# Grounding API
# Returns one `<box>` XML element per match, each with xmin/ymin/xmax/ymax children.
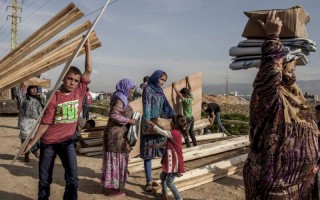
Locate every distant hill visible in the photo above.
<box><xmin>203</xmin><ymin>80</ymin><xmax>320</xmax><ymax>96</ymax></box>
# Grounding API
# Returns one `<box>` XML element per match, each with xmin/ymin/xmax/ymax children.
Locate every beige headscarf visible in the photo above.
<box><xmin>279</xmin><ymin>83</ymin><xmax>308</xmax><ymax>124</ymax></box>
<box><xmin>279</xmin><ymin>60</ymin><xmax>317</xmax><ymax>130</ymax></box>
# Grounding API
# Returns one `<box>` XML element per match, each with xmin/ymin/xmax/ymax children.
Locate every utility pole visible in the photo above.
<box><xmin>225</xmin><ymin>70</ymin><xmax>229</xmax><ymax>96</ymax></box>
<box><xmin>7</xmin><ymin>0</ymin><xmax>22</xmax><ymax>49</ymax></box>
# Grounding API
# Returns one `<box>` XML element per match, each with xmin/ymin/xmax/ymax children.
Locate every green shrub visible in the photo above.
<box><xmin>89</xmin><ymin>105</ymin><xmax>109</xmax><ymax>116</ymax></box>
<box><xmin>222</xmin><ymin>113</ymin><xmax>249</xmax><ymax>122</ymax></box>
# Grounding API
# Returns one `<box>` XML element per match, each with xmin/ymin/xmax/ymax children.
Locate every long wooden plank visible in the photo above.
<box><xmin>11</xmin><ymin>0</ymin><xmax>111</xmax><ymax>164</ymax></box>
<box><xmin>86</xmin><ymin>151</ymin><xmax>103</xmax><ymax>157</ymax></box>
<box><xmin>157</xmin><ymin>154</ymin><xmax>247</xmax><ymax>184</ymax></box>
<box><xmin>2</xmin><ymin>32</ymin><xmax>99</xmax><ymax>84</ymax></box>
<box><xmin>2</xmin><ymin>41</ymin><xmax>101</xmax><ymax>91</ymax></box>
<box><xmin>153</xmin><ymin>165</ymin><xmax>242</xmax><ymax>195</ymax></box>
<box><xmin>23</xmin><ymin>77</ymin><xmax>51</xmax><ymax>88</ymax></box>
<box><xmin>0</xmin><ymin>33</ymin><xmax>101</xmax><ymax>91</ymax></box>
<box><xmin>80</xmin><ymin>132</ymin><xmax>226</xmax><ymax>154</ymax></box>
<box><xmin>129</xmin><ymin>72</ymin><xmax>203</xmax><ymax>159</ymax></box>
<box><xmin>0</xmin><ymin>3</ymin><xmax>84</xmax><ymax>74</ymax></box>
<box><xmin>3</xmin><ymin>41</ymin><xmax>101</xmax><ymax>90</ymax></box>
<box><xmin>1</xmin><ymin>21</ymin><xmax>92</xmax><ymax>80</ymax></box>
<box><xmin>0</xmin><ymin>9</ymin><xmax>83</xmax><ymax>77</ymax></box>
<box><xmin>128</xmin><ymin>135</ymin><xmax>242</xmax><ymax>165</ymax></box>
<box><xmin>153</xmin><ymin>154</ymin><xmax>247</xmax><ymax>195</ymax></box>
<box><xmin>128</xmin><ymin>136</ymin><xmax>249</xmax><ymax>173</ymax></box>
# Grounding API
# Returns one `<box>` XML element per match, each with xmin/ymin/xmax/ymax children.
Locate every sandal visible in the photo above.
<box><xmin>145</xmin><ymin>183</ymin><xmax>152</xmax><ymax>192</ymax></box>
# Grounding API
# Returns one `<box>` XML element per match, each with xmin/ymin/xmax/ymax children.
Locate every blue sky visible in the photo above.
<box><xmin>0</xmin><ymin>0</ymin><xmax>319</xmax><ymax>92</ymax></box>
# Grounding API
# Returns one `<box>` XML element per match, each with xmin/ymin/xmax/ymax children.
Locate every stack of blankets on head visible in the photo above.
<box><xmin>229</xmin><ymin>6</ymin><xmax>316</xmax><ymax>70</ymax></box>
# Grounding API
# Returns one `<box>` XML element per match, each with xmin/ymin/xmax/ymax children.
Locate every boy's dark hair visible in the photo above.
<box><xmin>67</xmin><ymin>66</ymin><xmax>82</xmax><ymax>76</ymax></box>
<box><xmin>180</xmin><ymin>88</ymin><xmax>190</xmax><ymax>96</ymax></box>
<box><xmin>202</xmin><ymin>102</ymin><xmax>208</xmax><ymax>106</ymax></box>
<box><xmin>172</xmin><ymin>114</ymin><xmax>187</xmax><ymax>131</ymax></box>
<box><xmin>315</xmin><ymin>105</ymin><xmax>320</xmax><ymax>112</ymax></box>
<box><xmin>143</xmin><ymin>76</ymin><xmax>149</xmax><ymax>83</ymax></box>
<box><xmin>86</xmin><ymin>119</ymin><xmax>96</xmax><ymax>128</ymax></box>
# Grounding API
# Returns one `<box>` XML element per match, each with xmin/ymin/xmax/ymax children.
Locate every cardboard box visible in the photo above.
<box><xmin>242</xmin><ymin>6</ymin><xmax>310</xmax><ymax>39</ymax></box>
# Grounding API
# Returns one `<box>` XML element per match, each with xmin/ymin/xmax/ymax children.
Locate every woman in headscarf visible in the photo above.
<box><xmin>140</xmin><ymin>70</ymin><xmax>174</xmax><ymax>192</ymax></box>
<box><xmin>101</xmin><ymin>78</ymin><xmax>137</xmax><ymax>197</ymax></box>
<box><xmin>13</xmin><ymin>85</ymin><xmax>45</xmax><ymax>162</ymax></box>
<box><xmin>243</xmin><ymin>10</ymin><xmax>319</xmax><ymax>199</ymax></box>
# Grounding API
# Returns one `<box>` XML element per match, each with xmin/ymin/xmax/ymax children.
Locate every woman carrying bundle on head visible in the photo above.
<box><xmin>243</xmin><ymin>10</ymin><xmax>319</xmax><ymax>199</ymax></box>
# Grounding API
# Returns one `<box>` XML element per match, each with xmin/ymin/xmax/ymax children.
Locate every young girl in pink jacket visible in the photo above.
<box><xmin>145</xmin><ymin>114</ymin><xmax>187</xmax><ymax>200</ymax></box>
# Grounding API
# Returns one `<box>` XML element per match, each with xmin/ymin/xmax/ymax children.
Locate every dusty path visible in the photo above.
<box><xmin>0</xmin><ymin>115</ymin><xmax>245</xmax><ymax>200</ymax></box>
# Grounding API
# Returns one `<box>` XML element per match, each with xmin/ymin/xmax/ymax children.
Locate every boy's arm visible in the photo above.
<box><xmin>82</xmin><ymin>38</ymin><xmax>92</xmax><ymax>80</ymax></box>
<box><xmin>172</xmin><ymin>82</ymin><xmax>183</xmax><ymax>99</ymax></box>
<box><xmin>186</xmin><ymin>76</ymin><xmax>192</xmax><ymax>92</ymax></box>
<box><xmin>22</xmin><ymin>124</ymin><xmax>49</xmax><ymax>154</ymax></box>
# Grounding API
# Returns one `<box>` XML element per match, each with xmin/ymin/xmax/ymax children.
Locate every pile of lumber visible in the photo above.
<box><xmin>152</xmin><ymin>154</ymin><xmax>248</xmax><ymax>195</ymax></box>
<box><xmin>0</xmin><ymin>3</ymin><xmax>102</xmax><ymax>92</ymax></box>
<box><xmin>128</xmin><ymin>136</ymin><xmax>248</xmax><ymax>174</ymax></box>
<box><xmin>77</xmin><ymin>118</ymin><xmax>214</xmax><ymax>157</ymax></box>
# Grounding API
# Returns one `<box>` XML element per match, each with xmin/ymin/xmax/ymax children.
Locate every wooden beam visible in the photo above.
<box><xmin>12</xmin><ymin>0</ymin><xmax>111</xmax><ymax>164</ymax></box>
<box><xmin>152</xmin><ymin>154</ymin><xmax>247</xmax><ymax>195</ymax></box>
<box><xmin>128</xmin><ymin>136</ymin><xmax>249</xmax><ymax>173</ymax></box>
<box><xmin>0</xmin><ymin>33</ymin><xmax>101</xmax><ymax>91</ymax></box>
<box><xmin>79</xmin><ymin>146</ymin><xmax>103</xmax><ymax>154</ymax></box>
<box><xmin>23</xmin><ymin>77</ymin><xmax>51</xmax><ymax>88</ymax></box>
<box><xmin>153</xmin><ymin>165</ymin><xmax>242</xmax><ymax>195</ymax></box>
<box><xmin>85</xmin><ymin>151</ymin><xmax>103</xmax><ymax>157</ymax></box>
<box><xmin>128</xmin><ymin>135</ymin><xmax>244</xmax><ymax>165</ymax></box>
<box><xmin>0</xmin><ymin>3</ymin><xmax>84</xmax><ymax>75</ymax></box>
<box><xmin>0</xmin><ymin>20</ymin><xmax>92</xmax><ymax>79</ymax></box>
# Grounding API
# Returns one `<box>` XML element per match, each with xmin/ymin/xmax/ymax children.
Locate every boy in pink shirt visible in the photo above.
<box><xmin>23</xmin><ymin>39</ymin><xmax>92</xmax><ymax>200</ymax></box>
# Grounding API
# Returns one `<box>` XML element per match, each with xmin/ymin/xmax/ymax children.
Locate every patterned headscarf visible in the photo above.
<box><xmin>111</xmin><ymin>78</ymin><xmax>136</xmax><ymax>110</ymax></box>
<box><xmin>148</xmin><ymin>70</ymin><xmax>166</xmax><ymax>94</ymax></box>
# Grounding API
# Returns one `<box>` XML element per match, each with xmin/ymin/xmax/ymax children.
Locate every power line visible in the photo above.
<box><xmin>22</xmin><ymin>0</ymin><xmax>50</xmax><ymax>21</ymax></box>
<box><xmin>83</xmin><ymin>0</ymin><xmax>120</xmax><ymax>18</ymax></box>
<box><xmin>23</xmin><ymin>0</ymin><xmax>37</xmax><ymax>12</ymax></box>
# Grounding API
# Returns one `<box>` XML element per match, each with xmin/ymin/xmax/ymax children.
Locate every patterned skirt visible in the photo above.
<box><xmin>101</xmin><ymin>152</ymin><xmax>129</xmax><ymax>189</ymax></box>
<box><xmin>20</xmin><ymin>118</ymin><xmax>37</xmax><ymax>139</ymax></box>
<box><xmin>140</xmin><ymin>134</ymin><xmax>166</xmax><ymax>160</ymax></box>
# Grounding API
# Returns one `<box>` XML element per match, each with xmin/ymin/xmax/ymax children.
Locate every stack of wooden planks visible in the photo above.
<box><xmin>0</xmin><ymin>3</ymin><xmax>102</xmax><ymax>92</ymax></box>
<box><xmin>77</xmin><ymin>118</ymin><xmax>214</xmax><ymax>157</ymax></box>
<box><xmin>126</xmin><ymin>135</ymin><xmax>249</xmax><ymax>196</ymax></box>
<box><xmin>152</xmin><ymin>153</ymin><xmax>248</xmax><ymax>195</ymax></box>
<box><xmin>127</xmin><ymin>136</ymin><xmax>248</xmax><ymax>173</ymax></box>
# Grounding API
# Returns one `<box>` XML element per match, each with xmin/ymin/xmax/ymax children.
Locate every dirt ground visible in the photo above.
<box><xmin>0</xmin><ymin>115</ymin><xmax>245</xmax><ymax>200</ymax></box>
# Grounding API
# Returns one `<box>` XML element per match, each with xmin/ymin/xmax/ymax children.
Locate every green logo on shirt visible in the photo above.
<box><xmin>55</xmin><ymin>100</ymin><xmax>79</xmax><ymax>123</ymax></box>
